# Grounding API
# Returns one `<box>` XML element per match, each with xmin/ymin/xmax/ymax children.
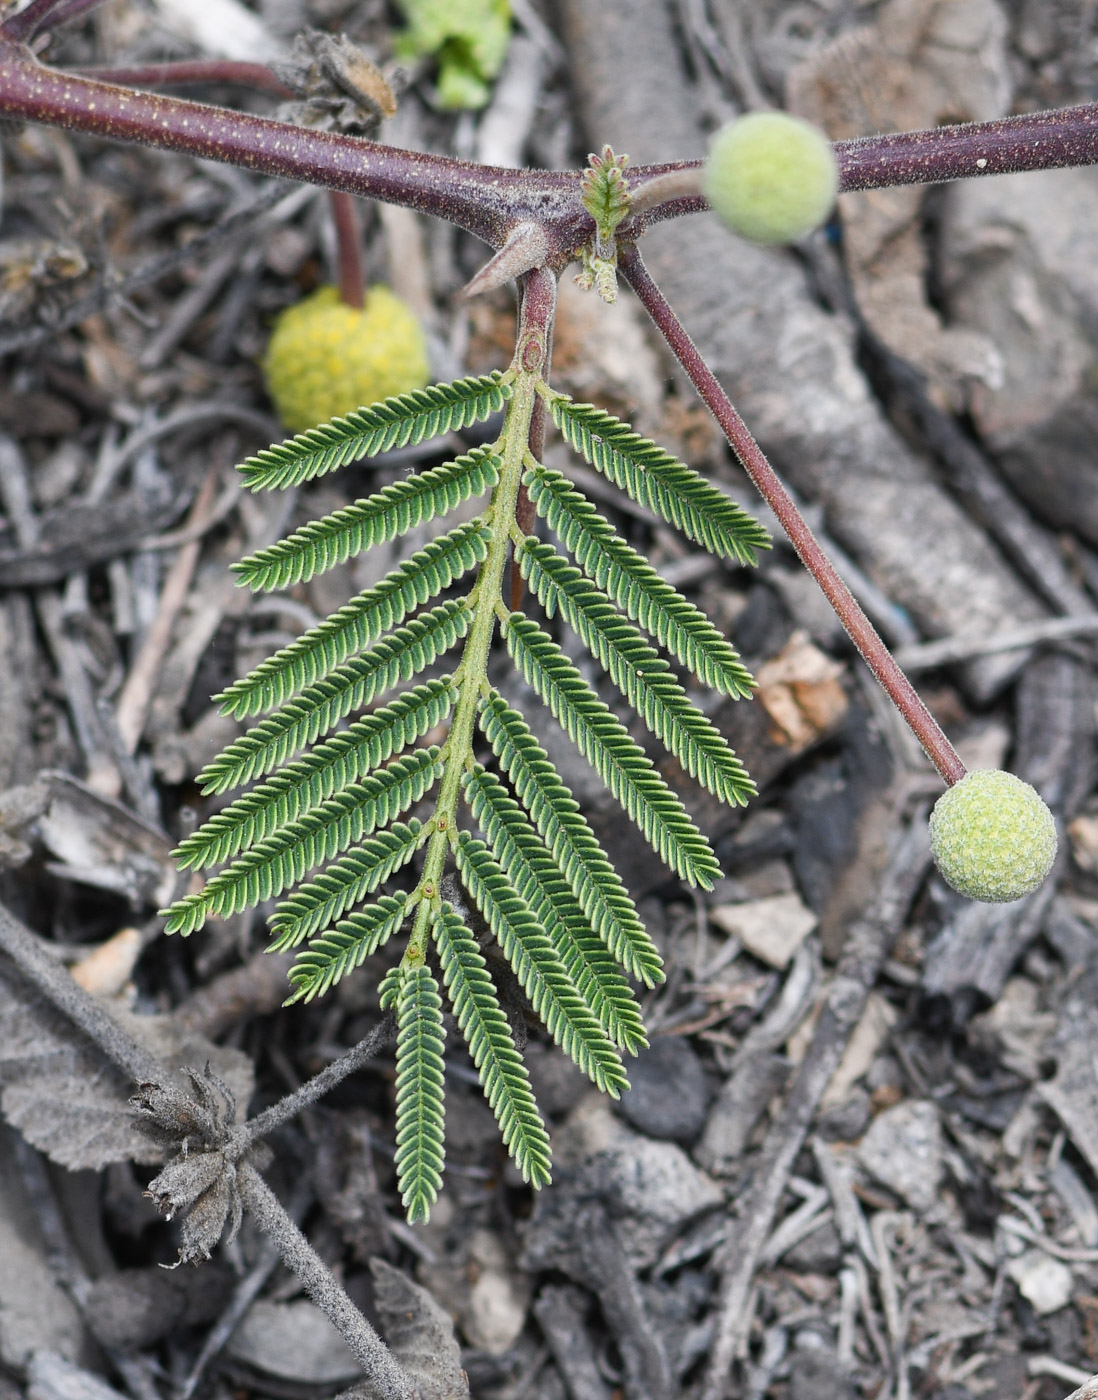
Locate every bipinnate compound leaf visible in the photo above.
<box><xmin>383</xmin><ymin>963</ymin><xmax>446</xmax><ymax>1224</ymax></box>
<box><xmin>519</xmin><ymin>540</ymin><xmax>756</xmax><ymax>810</ymax></box>
<box><xmin>233</xmin><ymin>448</ymin><xmax>500</xmax><ymax>591</ymax></box>
<box><xmin>432</xmin><ymin>903</ymin><xmax>551</xmax><ymax>1185</ymax></box>
<box><xmin>285</xmin><ymin>893</ymin><xmax>410</xmax><ymax>1004</ymax></box>
<box><xmin>165</xmin><ymin>361</ymin><xmax>767</xmax><ymax>1223</ymax></box>
<box><xmin>545</xmin><ymin>391</ymin><xmax>770</xmax><ymax>563</ymax></box>
<box><xmin>455</xmin><ymin>832</ymin><xmax>627</xmax><ymax>1095</ymax></box>
<box><xmin>161</xmin><ymin>751</ymin><xmax>441</xmax><ymax>936</ymax></box>
<box><xmin>215</xmin><ymin>522</ymin><xmax>487</xmax><ymax>719</ymax></box>
<box><xmin>238</xmin><ymin>372</ymin><xmax>511</xmax><ymax>490</ymax></box>
<box><xmin>503</xmin><ymin>613</ymin><xmax>722</xmax><ymax>888</ymax></box>
<box><xmin>525</xmin><ymin>465</ymin><xmax>756</xmax><ymax>697</ymax></box>
<box><xmin>478</xmin><ymin>692</ymin><xmax>661</xmax><ymax>997</ymax></box>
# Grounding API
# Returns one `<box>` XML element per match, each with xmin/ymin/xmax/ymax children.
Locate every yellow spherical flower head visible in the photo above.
<box><xmin>929</xmin><ymin>769</ymin><xmax>1057</xmax><ymax>903</ymax></box>
<box><xmin>704</xmin><ymin>111</ymin><xmax>839</xmax><ymax>246</ymax></box>
<box><xmin>263</xmin><ymin>285</ymin><xmax>430</xmax><ymax>435</ymax></box>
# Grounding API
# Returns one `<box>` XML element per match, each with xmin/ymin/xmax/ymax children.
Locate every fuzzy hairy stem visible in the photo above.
<box><xmin>0</xmin><ymin>899</ymin><xmax>163</xmax><ymax>1083</ymax></box>
<box><xmin>79</xmin><ymin>60</ymin><xmax>294</xmax><ymax>98</ymax></box>
<box><xmin>6</xmin><ymin>36</ymin><xmax>1096</xmax><ymax>255</ymax></box>
<box><xmin>237</xmin><ymin>1163</ymin><xmax>416</xmax><ymax>1400</ymax></box>
<box><xmin>625</xmin><ymin>105</ymin><xmax>1098</xmax><ymax>230</ymax></box>
<box><xmin>241</xmin><ymin>1014</ymin><xmax>395</xmax><ymax>1147</ymax></box>
<box><xmin>620</xmin><ymin>246</ymin><xmax>965</xmax><ymax>788</ymax></box>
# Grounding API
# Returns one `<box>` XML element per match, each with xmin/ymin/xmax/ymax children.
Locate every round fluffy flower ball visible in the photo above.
<box><xmin>264</xmin><ymin>285</ymin><xmax>429</xmax><ymax>434</ymax></box>
<box><xmin>929</xmin><ymin>769</ymin><xmax>1057</xmax><ymax>903</ymax></box>
<box><xmin>704</xmin><ymin>111</ymin><xmax>839</xmax><ymax>246</ymax></box>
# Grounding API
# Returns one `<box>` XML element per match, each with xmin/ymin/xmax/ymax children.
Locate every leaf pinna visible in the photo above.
<box><xmin>163</xmin><ymin>316</ymin><xmax>762</xmax><ymax>1219</ymax></box>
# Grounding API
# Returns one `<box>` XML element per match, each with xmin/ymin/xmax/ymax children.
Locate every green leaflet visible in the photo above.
<box><xmin>525</xmin><ymin>465</ymin><xmax>756</xmax><ymax>698</ymax></box>
<box><xmin>455</xmin><ymin>832</ymin><xmax>627</xmax><ymax>1095</ymax></box>
<box><xmin>432</xmin><ymin>903</ymin><xmax>551</xmax><ymax>1184</ymax></box>
<box><xmin>385</xmin><ymin>963</ymin><xmax>446</xmax><ymax>1224</ymax></box>
<box><xmin>266</xmin><ymin>819</ymin><xmax>426</xmax><ymax>948</ymax></box>
<box><xmin>519</xmin><ymin>540</ymin><xmax>755</xmax><ymax>810</ymax></box>
<box><xmin>233</xmin><ymin>447</ymin><xmax>500</xmax><ymax>591</ymax></box>
<box><xmin>285</xmin><ymin>893</ymin><xmax>410</xmax><ymax>1004</ymax></box>
<box><xmin>503</xmin><ymin>613</ymin><xmax>722</xmax><ymax>889</ymax></box>
<box><xmin>238</xmin><ymin>372</ymin><xmax>511</xmax><ymax>490</ymax></box>
<box><xmin>161</xmin><ymin>752</ymin><xmax>440</xmax><ymax>937</ymax></box>
<box><xmin>545</xmin><ymin>391</ymin><xmax>770</xmax><ymax>564</ymax></box>
<box><xmin>180</xmin><ymin>682</ymin><xmax>455</xmax><ymax>864</ymax></box>
<box><xmin>478</xmin><ymin>691</ymin><xmax>660</xmax><ymax>997</ymax></box>
<box><xmin>216</xmin><ymin>522</ymin><xmax>488</xmax><ymax>719</ymax></box>
<box><xmin>464</xmin><ymin>763</ymin><xmax>647</xmax><ymax>1055</ymax></box>
<box><xmin>202</xmin><ymin>600</ymin><xmax>470</xmax><ymax>792</ymax></box>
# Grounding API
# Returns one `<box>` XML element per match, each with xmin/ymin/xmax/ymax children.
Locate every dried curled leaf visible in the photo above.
<box><xmin>369</xmin><ymin>1258</ymin><xmax>468</xmax><ymax>1399</ymax></box>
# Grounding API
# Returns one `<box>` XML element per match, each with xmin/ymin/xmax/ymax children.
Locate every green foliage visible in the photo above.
<box><xmin>580</xmin><ymin>145</ymin><xmax>631</xmax><ymax>239</ymax></box>
<box><xmin>286</xmin><ymin>893</ymin><xmax>410</xmax><ymax>1004</ymax></box>
<box><xmin>545</xmin><ymin>390</ymin><xmax>770</xmax><ymax>563</ymax></box>
<box><xmin>266</xmin><ymin>819</ymin><xmax>426</xmax><ymax>948</ymax></box>
<box><xmin>518</xmin><ymin>539</ymin><xmax>756</xmax><ymax>809</ymax></box>
<box><xmin>478</xmin><ymin>692</ymin><xmax>660</xmax><ymax>1001</ymax></box>
<box><xmin>433</xmin><ymin>903</ymin><xmax>551</xmax><ymax>1185</ymax></box>
<box><xmin>217</xmin><ymin>524</ymin><xmax>486</xmax><ymax>718</ymax></box>
<box><xmin>525</xmin><ymin>465</ymin><xmax>755</xmax><ymax>697</ymax></box>
<box><xmin>503</xmin><ymin>613</ymin><xmax>724</xmax><ymax>888</ymax></box>
<box><xmin>163</xmin><ymin>368</ymin><xmax>764</xmax><ymax>1220</ymax></box>
<box><xmin>239</xmin><ymin>372</ymin><xmax>510</xmax><ymax>490</ymax></box>
<box><xmin>383</xmin><ymin>963</ymin><xmax>446</xmax><ymax>1223</ymax></box>
<box><xmin>203</xmin><ymin>601</ymin><xmax>470</xmax><ymax>789</ymax></box>
<box><xmin>233</xmin><ymin>448</ymin><xmax>500</xmax><ymax>590</ymax></box>
<box><xmin>393</xmin><ymin>0</ymin><xmax>511</xmax><ymax>110</ymax></box>
<box><xmin>457</xmin><ymin>795</ymin><xmax>627</xmax><ymax>1095</ymax></box>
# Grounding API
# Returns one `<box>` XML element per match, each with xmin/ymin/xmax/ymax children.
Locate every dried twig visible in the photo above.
<box><xmin>699</xmin><ymin>816</ymin><xmax>929</xmax><ymax>1400</ymax></box>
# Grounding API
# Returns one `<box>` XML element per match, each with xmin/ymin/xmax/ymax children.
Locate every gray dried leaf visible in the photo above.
<box><xmin>0</xmin><ymin>961</ymin><xmax>253</xmax><ymax>1169</ymax></box>
<box><xmin>84</xmin><ymin>1264</ymin><xmax>235</xmax><ymax>1349</ymax></box>
<box><xmin>369</xmin><ymin>1258</ymin><xmax>468</xmax><ymax>1400</ymax></box>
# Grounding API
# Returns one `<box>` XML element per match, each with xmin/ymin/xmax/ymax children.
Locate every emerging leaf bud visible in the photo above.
<box><xmin>929</xmin><ymin>769</ymin><xmax>1057</xmax><ymax>903</ymax></box>
<box><xmin>704</xmin><ymin>111</ymin><xmax>839</xmax><ymax>246</ymax></box>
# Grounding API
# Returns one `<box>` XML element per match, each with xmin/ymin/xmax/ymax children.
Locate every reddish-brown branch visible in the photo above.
<box><xmin>329</xmin><ymin>190</ymin><xmax>365</xmax><ymax>309</ymax></box>
<box><xmin>80</xmin><ymin>60</ymin><xmax>368</xmax><ymax>313</ymax></box>
<box><xmin>0</xmin><ymin>40</ymin><xmax>583</xmax><ymax>251</ymax></box>
<box><xmin>630</xmin><ymin>104</ymin><xmax>1098</xmax><ymax>230</ymax></box>
<box><xmin>620</xmin><ymin>245</ymin><xmax>965</xmax><ymax>789</ymax></box>
<box><xmin>79</xmin><ymin>59</ymin><xmax>294</xmax><ymax>99</ymax></box>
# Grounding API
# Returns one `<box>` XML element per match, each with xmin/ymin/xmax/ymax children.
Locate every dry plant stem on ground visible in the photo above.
<box><xmin>0</xmin><ymin>893</ymin><xmax>415</xmax><ymax>1397</ymax></box>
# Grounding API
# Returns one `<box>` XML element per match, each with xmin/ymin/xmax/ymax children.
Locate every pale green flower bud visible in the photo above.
<box><xmin>929</xmin><ymin>769</ymin><xmax>1057</xmax><ymax>903</ymax></box>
